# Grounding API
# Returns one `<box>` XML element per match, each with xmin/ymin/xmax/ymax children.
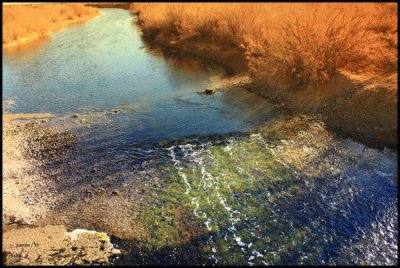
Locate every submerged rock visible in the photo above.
<box><xmin>2</xmin><ymin>225</ymin><xmax>120</xmax><ymax>265</ymax></box>
<box><xmin>197</xmin><ymin>88</ymin><xmax>216</xmax><ymax>95</ymax></box>
<box><xmin>205</xmin><ymin>88</ymin><xmax>216</xmax><ymax>94</ymax></box>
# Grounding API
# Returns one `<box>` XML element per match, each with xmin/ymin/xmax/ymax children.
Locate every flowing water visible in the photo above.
<box><xmin>3</xmin><ymin>9</ymin><xmax>398</xmax><ymax>265</ymax></box>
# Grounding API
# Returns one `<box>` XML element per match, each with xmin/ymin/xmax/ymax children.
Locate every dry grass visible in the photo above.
<box><xmin>130</xmin><ymin>3</ymin><xmax>397</xmax><ymax>85</ymax></box>
<box><xmin>3</xmin><ymin>3</ymin><xmax>98</xmax><ymax>47</ymax></box>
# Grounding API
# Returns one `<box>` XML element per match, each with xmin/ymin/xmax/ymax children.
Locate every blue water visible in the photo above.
<box><xmin>3</xmin><ymin>8</ymin><xmax>280</xmax><ymax>144</ymax></box>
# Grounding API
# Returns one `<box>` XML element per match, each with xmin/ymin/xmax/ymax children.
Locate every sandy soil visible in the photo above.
<box><xmin>252</xmin><ymin>68</ymin><xmax>398</xmax><ymax>148</ymax></box>
<box><xmin>2</xmin><ymin>116</ymin><xmax>120</xmax><ymax>265</ymax></box>
<box><xmin>3</xmin><ymin>113</ymin><xmax>55</xmax><ymax>122</ymax></box>
<box><xmin>3</xmin><ymin>225</ymin><xmax>120</xmax><ymax>265</ymax></box>
<box><xmin>2</xmin><ymin>119</ymin><xmax>56</xmax><ymax>225</ymax></box>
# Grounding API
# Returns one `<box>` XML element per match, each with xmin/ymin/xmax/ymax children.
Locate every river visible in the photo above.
<box><xmin>2</xmin><ymin>9</ymin><xmax>398</xmax><ymax>265</ymax></box>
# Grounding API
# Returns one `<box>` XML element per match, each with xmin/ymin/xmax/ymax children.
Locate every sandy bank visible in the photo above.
<box><xmin>2</xmin><ymin>116</ymin><xmax>121</xmax><ymax>265</ymax></box>
<box><xmin>3</xmin><ymin>225</ymin><xmax>120</xmax><ymax>265</ymax></box>
<box><xmin>252</xmin><ymin>68</ymin><xmax>398</xmax><ymax>148</ymax></box>
<box><xmin>3</xmin><ymin>113</ymin><xmax>54</xmax><ymax>122</ymax></box>
<box><xmin>2</xmin><ymin>117</ymin><xmax>79</xmax><ymax>225</ymax></box>
<box><xmin>3</xmin><ymin>3</ymin><xmax>99</xmax><ymax>50</ymax></box>
<box><xmin>85</xmin><ymin>2</ymin><xmax>131</xmax><ymax>9</ymax></box>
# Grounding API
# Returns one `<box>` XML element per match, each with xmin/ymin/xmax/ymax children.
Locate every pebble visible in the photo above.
<box><xmin>111</xmin><ymin>190</ymin><xmax>120</xmax><ymax>196</ymax></box>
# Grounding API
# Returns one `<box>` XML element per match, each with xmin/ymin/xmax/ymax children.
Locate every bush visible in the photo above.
<box><xmin>277</xmin><ymin>6</ymin><xmax>369</xmax><ymax>84</ymax></box>
<box><xmin>3</xmin><ymin>4</ymin><xmax>98</xmax><ymax>45</ymax></box>
<box><xmin>131</xmin><ymin>3</ymin><xmax>397</xmax><ymax>86</ymax></box>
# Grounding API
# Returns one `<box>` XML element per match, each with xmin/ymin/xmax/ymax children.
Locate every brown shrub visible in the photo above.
<box><xmin>3</xmin><ymin>4</ymin><xmax>98</xmax><ymax>45</ymax></box>
<box><xmin>276</xmin><ymin>6</ymin><xmax>369</xmax><ymax>84</ymax></box>
<box><xmin>131</xmin><ymin>3</ymin><xmax>397</xmax><ymax>86</ymax></box>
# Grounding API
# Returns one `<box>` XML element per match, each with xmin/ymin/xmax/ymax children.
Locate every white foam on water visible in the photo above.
<box><xmin>176</xmin><ymin>166</ymin><xmax>191</xmax><ymax>194</ymax></box>
<box><xmin>193</xmin><ymin>198</ymin><xmax>199</xmax><ymax>217</ymax></box>
<box><xmin>210</xmin><ymin>255</ymin><xmax>218</xmax><ymax>264</ymax></box>
<box><xmin>250</xmin><ymin>133</ymin><xmax>263</xmax><ymax>140</ymax></box>
<box><xmin>204</xmin><ymin>220</ymin><xmax>212</xmax><ymax>231</ymax></box>
<box><xmin>218</xmin><ymin>194</ymin><xmax>231</xmax><ymax>212</ymax></box>
<box><xmin>167</xmin><ymin>146</ymin><xmax>177</xmax><ymax>165</ymax></box>
<box><xmin>223</xmin><ymin>145</ymin><xmax>233</xmax><ymax>155</ymax></box>
<box><xmin>252</xmin><ymin>250</ymin><xmax>264</xmax><ymax>258</ymax></box>
<box><xmin>234</xmin><ymin>235</ymin><xmax>247</xmax><ymax>247</ymax></box>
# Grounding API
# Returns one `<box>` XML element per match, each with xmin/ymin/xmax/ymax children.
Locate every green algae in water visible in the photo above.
<box><xmin>121</xmin><ymin>116</ymin><xmax>397</xmax><ymax>265</ymax></box>
<box><xmin>134</xmin><ymin>134</ymin><xmax>306</xmax><ymax>264</ymax></box>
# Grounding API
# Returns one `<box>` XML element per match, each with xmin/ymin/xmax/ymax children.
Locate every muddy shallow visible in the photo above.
<box><xmin>2</xmin><ymin>8</ymin><xmax>398</xmax><ymax>266</ymax></box>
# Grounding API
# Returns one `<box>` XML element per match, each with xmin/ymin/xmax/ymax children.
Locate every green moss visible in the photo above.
<box><xmin>95</xmin><ymin>232</ymin><xmax>110</xmax><ymax>242</ymax></box>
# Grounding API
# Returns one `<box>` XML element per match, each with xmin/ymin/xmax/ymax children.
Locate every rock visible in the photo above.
<box><xmin>197</xmin><ymin>88</ymin><xmax>217</xmax><ymax>94</ymax></box>
<box><xmin>111</xmin><ymin>248</ymin><xmax>121</xmax><ymax>255</ymax></box>
<box><xmin>106</xmin><ymin>109</ymin><xmax>119</xmax><ymax>115</ymax></box>
<box><xmin>205</xmin><ymin>88</ymin><xmax>216</xmax><ymax>94</ymax></box>
<box><xmin>111</xmin><ymin>190</ymin><xmax>120</xmax><ymax>196</ymax></box>
<box><xmin>3</xmin><ymin>225</ymin><xmax>120</xmax><ymax>265</ymax></box>
<box><xmin>71</xmin><ymin>114</ymin><xmax>78</xmax><ymax>118</ymax></box>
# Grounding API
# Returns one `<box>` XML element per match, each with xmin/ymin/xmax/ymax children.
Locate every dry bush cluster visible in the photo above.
<box><xmin>130</xmin><ymin>3</ymin><xmax>397</xmax><ymax>85</ymax></box>
<box><xmin>3</xmin><ymin>4</ymin><xmax>98</xmax><ymax>45</ymax></box>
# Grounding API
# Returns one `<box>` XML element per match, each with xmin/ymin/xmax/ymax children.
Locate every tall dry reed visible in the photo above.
<box><xmin>3</xmin><ymin>4</ymin><xmax>98</xmax><ymax>45</ymax></box>
<box><xmin>130</xmin><ymin>3</ymin><xmax>397</xmax><ymax>85</ymax></box>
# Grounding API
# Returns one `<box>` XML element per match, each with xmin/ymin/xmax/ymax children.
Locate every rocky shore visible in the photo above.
<box><xmin>3</xmin><ymin>225</ymin><xmax>120</xmax><ymax>265</ymax></box>
<box><xmin>2</xmin><ymin>116</ymin><xmax>120</xmax><ymax>265</ymax></box>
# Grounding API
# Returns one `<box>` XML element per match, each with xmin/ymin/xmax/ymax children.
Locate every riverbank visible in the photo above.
<box><xmin>3</xmin><ymin>225</ymin><xmax>120</xmax><ymax>265</ymax></box>
<box><xmin>3</xmin><ymin>3</ymin><xmax>99</xmax><ymax>50</ymax></box>
<box><xmin>130</xmin><ymin>3</ymin><xmax>397</xmax><ymax>148</ymax></box>
<box><xmin>84</xmin><ymin>2</ymin><xmax>130</xmax><ymax>9</ymax></box>
<box><xmin>2</xmin><ymin>116</ymin><xmax>120</xmax><ymax>265</ymax></box>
